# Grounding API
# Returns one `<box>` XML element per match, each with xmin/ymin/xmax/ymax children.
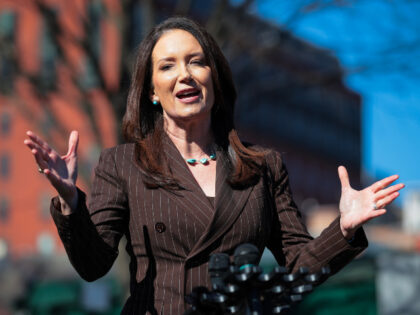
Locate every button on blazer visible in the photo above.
<box><xmin>51</xmin><ymin>137</ymin><xmax>367</xmax><ymax>314</ymax></box>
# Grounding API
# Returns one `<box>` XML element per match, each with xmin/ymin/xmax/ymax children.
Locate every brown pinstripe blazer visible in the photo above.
<box><xmin>51</xmin><ymin>136</ymin><xmax>367</xmax><ymax>314</ymax></box>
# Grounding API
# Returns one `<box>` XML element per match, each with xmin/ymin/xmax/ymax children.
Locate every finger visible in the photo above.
<box><xmin>371</xmin><ymin>174</ymin><xmax>399</xmax><ymax>193</ymax></box>
<box><xmin>338</xmin><ymin>166</ymin><xmax>351</xmax><ymax>190</ymax></box>
<box><xmin>24</xmin><ymin>139</ymin><xmax>51</xmax><ymax>162</ymax></box>
<box><xmin>375</xmin><ymin>183</ymin><xmax>405</xmax><ymax>201</ymax></box>
<box><xmin>65</xmin><ymin>130</ymin><xmax>79</xmax><ymax>158</ymax></box>
<box><xmin>376</xmin><ymin>191</ymin><xmax>400</xmax><ymax>209</ymax></box>
<box><xmin>31</xmin><ymin>148</ymin><xmax>50</xmax><ymax>170</ymax></box>
<box><xmin>24</xmin><ymin>138</ymin><xmax>41</xmax><ymax>151</ymax></box>
<box><xmin>369</xmin><ymin>209</ymin><xmax>387</xmax><ymax>219</ymax></box>
<box><xmin>26</xmin><ymin>130</ymin><xmax>53</xmax><ymax>153</ymax></box>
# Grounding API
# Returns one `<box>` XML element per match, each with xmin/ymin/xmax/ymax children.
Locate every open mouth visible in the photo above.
<box><xmin>176</xmin><ymin>88</ymin><xmax>201</xmax><ymax>100</ymax></box>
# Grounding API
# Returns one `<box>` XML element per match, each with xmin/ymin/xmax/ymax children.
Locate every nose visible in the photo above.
<box><xmin>179</xmin><ymin>63</ymin><xmax>192</xmax><ymax>82</ymax></box>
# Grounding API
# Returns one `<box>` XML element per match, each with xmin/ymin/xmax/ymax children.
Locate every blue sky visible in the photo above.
<box><xmin>249</xmin><ymin>0</ymin><xmax>420</xmax><ymax>202</ymax></box>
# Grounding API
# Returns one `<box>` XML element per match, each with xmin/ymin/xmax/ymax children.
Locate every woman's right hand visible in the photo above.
<box><xmin>24</xmin><ymin>130</ymin><xmax>79</xmax><ymax>213</ymax></box>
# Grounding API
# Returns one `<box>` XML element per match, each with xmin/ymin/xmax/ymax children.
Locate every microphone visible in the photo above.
<box><xmin>233</xmin><ymin>243</ymin><xmax>259</xmax><ymax>269</ymax></box>
<box><xmin>208</xmin><ymin>253</ymin><xmax>230</xmax><ymax>291</ymax></box>
<box><xmin>233</xmin><ymin>243</ymin><xmax>262</xmax><ymax>315</ymax></box>
<box><xmin>232</xmin><ymin>244</ymin><xmax>261</xmax><ymax>285</ymax></box>
<box><xmin>206</xmin><ymin>253</ymin><xmax>232</xmax><ymax>313</ymax></box>
<box><xmin>186</xmin><ymin>242</ymin><xmax>333</xmax><ymax>315</ymax></box>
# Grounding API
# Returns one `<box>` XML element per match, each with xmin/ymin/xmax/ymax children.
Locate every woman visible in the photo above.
<box><xmin>24</xmin><ymin>17</ymin><xmax>404</xmax><ymax>314</ymax></box>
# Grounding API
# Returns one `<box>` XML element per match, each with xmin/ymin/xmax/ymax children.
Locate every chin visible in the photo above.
<box><xmin>173</xmin><ymin>108</ymin><xmax>212</xmax><ymax>122</ymax></box>
<box><xmin>179</xmin><ymin>103</ymin><xmax>212</xmax><ymax>116</ymax></box>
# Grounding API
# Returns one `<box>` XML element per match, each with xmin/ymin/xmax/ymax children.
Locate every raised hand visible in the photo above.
<box><xmin>338</xmin><ymin>166</ymin><xmax>404</xmax><ymax>239</ymax></box>
<box><xmin>24</xmin><ymin>130</ymin><xmax>79</xmax><ymax>212</ymax></box>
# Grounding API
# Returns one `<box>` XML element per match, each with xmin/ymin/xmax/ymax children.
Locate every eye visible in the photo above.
<box><xmin>191</xmin><ymin>59</ymin><xmax>205</xmax><ymax>66</ymax></box>
<box><xmin>159</xmin><ymin>64</ymin><xmax>173</xmax><ymax>71</ymax></box>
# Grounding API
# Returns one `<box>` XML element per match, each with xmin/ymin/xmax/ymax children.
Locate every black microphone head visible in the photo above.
<box><xmin>209</xmin><ymin>253</ymin><xmax>230</xmax><ymax>272</ymax></box>
<box><xmin>208</xmin><ymin>253</ymin><xmax>230</xmax><ymax>290</ymax></box>
<box><xmin>233</xmin><ymin>243</ymin><xmax>260</xmax><ymax>267</ymax></box>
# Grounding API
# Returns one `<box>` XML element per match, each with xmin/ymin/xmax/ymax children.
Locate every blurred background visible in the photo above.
<box><xmin>0</xmin><ymin>0</ymin><xmax>419</xmax><ymax>314</ymax></box>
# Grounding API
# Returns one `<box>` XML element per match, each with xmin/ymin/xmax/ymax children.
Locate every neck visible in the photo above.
<box><xmin>164</xmin><ymin>115</ymin><xmax>214</xmax><ymax>158</ymax></box>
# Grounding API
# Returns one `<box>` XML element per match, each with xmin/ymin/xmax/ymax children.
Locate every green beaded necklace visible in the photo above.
<box><xmin>186</xmin><ymin>153</ymin><xmax>216</xmax><ymax>165</ymax></box>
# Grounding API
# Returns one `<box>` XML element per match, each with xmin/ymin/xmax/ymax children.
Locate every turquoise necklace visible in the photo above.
<box><xmin>186</xmin><ymin>150</ymin><xmax>216</xmax><ymax>165</ymax></box>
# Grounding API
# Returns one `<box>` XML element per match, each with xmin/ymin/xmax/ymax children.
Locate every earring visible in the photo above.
<box><xmin>152</xmin><ymin>100</ymin><xmax>159</xmax><ymax>106</ymax></box>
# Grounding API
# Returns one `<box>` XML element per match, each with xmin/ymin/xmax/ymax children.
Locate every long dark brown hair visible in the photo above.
<box><xmin>122</xmin><ymin>16</ymin><xmax>265</xmax><ymax>189</ymax></box>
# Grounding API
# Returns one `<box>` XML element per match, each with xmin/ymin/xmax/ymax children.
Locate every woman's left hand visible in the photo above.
<box><xmin>338</xmin><ymin>166</ymin><xmax>405</xmax><ymax>239</ymax></box>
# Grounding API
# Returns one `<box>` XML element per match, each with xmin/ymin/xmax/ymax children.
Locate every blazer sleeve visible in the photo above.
<box><xmin>265</xmin><ymin>150</ymin><xmax>368</xmax><ymax>275</ymax></box>
<box><xmin>50</xmin><ymin>147</ymin><xmax>128</xmax><ymax>281</ymax></box>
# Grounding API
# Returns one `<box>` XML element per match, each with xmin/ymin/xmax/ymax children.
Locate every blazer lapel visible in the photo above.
<box><xmin>159</xmin><ymin>136</ymin><xmax>214</xmax><ymax>231</ymax></box>
<box><xmin>187</xmin><ymin>149</ymin><xmax>254</xmax><ymax>261</ymax></box>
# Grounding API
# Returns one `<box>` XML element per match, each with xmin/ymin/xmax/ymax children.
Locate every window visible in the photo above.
<box><xmin>0</xmin><ymin>197</ymin><xmax>9</xmax><ymax>222</ymax></box>
<box><xmin>0</xmin><ymin>11</ymin><xmax>16</xmax><ymax>94</ymax></box>
<box><xmin>77</xmin><ymin>1</ymin><xmax>102</xmax><ymax>90</ymax></box>
<box><xmin>39</xmin><ymin>20</ymin><xmax>58</xmax><ymax>92</ymax></box>
<box><xmin>0</xmin><ymin>238</ymin><xmax>8</xmax><ymax>260</ymax></box>
<box><xmin>0</xmin><ymin>112</ymin><xmax>11</xmax><ymax>136</ymax></box>
<box><xmin>40</xmin><ymin>192</ymin><xmax>52</xmax><ymax>220</ymax></box>
<box><xmin>0</xmin><ymin>153</ymin><xmax>10</xmax><ymax>179</ymax></box>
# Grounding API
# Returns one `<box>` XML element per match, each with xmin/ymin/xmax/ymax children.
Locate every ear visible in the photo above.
<box><xmin>149</xmin><ymin>87</ymin><xmax>158</xmax><ymax>103</ymax></box>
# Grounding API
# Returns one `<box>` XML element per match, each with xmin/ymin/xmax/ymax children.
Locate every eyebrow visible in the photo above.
<box><xmin>155</xmin><ymin>52</ymin><xmax>205</xmax><ymax>64</ymax></box>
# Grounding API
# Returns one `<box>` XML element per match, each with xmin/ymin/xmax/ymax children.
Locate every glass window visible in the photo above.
<box><xmin>40</xmin><ymin>192</ymin><xmax>52</xmax><ymax>220</ymax></box>
<box><xmin>0</xmin><ymin>11</ymin><xmax>14</xmax><ymax>37</ymax></box>
<box><xmin>87</xmin><ymin>0</ymin><xmax>102</xmax><ymax>57</ymax></box>
<box><xmin>0</xmin><ymin>197</ymin><xmax>9</xmax><ymax>222</ymax></box>
<box><xmin>130</xmin><ymin>2</ymin><xmax>144</xmax><ymax>47</ymax></box>
<box><xmin>0</xmin><ymin>112</ymin><xmax>11</xmax><ymax>136</ymax></box>
<box><xmin>77</xmin><ymin>0</ymin><xmax>102</xmax><ymax>90</ymax></box>
<box><xmin>78</xmin><ymin>58</ymin><xmax>100</xmax><ymax>90</ymax></box>
<box><xmin>39</xmin><ymin>21</ymin><xmax>58</xmax><ymax>92</ymax></box>
<box><xmin>0</xmin><ymin>153</ymin><xmax>10</xmax><ymax>179</ymax></box>
<box><xmin>0</xmin><ymin>11</ymin><xmax>16</xmax><ymax>94</ymax></box>
<box><xmin>0</xmin><ymin>238</ymin><xmax>8</xmax><ymax>260</ymax></box>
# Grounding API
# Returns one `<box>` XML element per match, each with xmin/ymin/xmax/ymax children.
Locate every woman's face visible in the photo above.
<box><xmin>150</xmin><ymin>29</ymin><xmax>215</xmax><ymax>124</ymax></box>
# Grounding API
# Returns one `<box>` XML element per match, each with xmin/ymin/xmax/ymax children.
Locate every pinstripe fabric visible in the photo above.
<box><xmin>50</xmin><ymin>139</ymin><xmax>367</xmax><ymax>314</ymax></box>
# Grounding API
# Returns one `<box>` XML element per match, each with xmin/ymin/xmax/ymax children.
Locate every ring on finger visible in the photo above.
<box><xmin>373</xmin><ymin>202</ymin><xmax>378</xmax><ymax>210</ymax></box>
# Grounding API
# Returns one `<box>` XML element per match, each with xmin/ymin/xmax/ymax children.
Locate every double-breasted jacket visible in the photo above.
<box><xmin>51</xmin><ymin>137</ymin><xmax>367</xmax><ymax>314</ymax></box>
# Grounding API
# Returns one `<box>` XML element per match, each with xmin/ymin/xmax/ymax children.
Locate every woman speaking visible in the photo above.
<box><xmin>24</xmin><ymin>17</ymin><xmax>404</xmax><ymax>314</ymax></box>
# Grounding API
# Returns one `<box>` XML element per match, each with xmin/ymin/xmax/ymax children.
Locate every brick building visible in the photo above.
<box><xmin>0</xmin><ymin>0</ymin><xmax>121</xmax><ymax>257</ymax></box>
<box><xmin>0</xmin><ymin>0</ymin><xmax>361</xmax><ymax>257</ymax></box>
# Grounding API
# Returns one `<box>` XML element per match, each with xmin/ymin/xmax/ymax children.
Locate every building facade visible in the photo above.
<box><xmin>0</xmin><ymin>0</ymin><xmax>361</xmax><ymax>257</ymax></box>
<box><xmin>225</xmin><ymin>12</ymin><xmax>361</xmax><ymax>207</ymax></box>
<box><xmin>0</xmin><ymin>0</ymin><xmax>120</xmax><ymax>257</ymax></box>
